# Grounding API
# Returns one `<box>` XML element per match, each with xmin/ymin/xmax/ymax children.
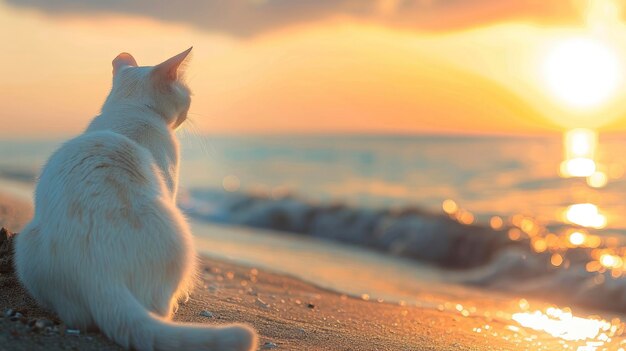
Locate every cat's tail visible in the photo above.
<box><xmin>90</xmin><ymin>286</ymin><xmax>257</xmax><ymax>351</ymax></box>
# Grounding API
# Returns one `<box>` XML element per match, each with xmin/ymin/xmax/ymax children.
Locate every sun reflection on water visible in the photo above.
<box><xmin>599</xmin><ymin>253</ymin><xmax>623</xmax><ymax>269</ymax></box>
<box><xmin>512</xmin><ymin>307</ymin><xmax>612</xmax><ymax>342</ymax></box>
<box><xmin>569</xmin><ymin>231</ymin><xmax>586</xmax><ymax>246</ymax></box>
<box><xmin>564</xmin><ymin>203</ymin><xmax>607</xmax><ymax>229</ymax></box>
<box><xmin>587</xmin><ymin>171</ymin><xmax>609</xmax><ymax>188</ymax></box>
<box><xmin>437</xmin><ymin>127</ymin><xmax>626</xmax><ymax>349</ymax></box>
<box><xmin>456</xmin><ymin>298</ymin><xmax>626</xmax><ymax>350</ymax></box>
<box><xmin>561</xmin><ymin>158</ymin><xmax>597</xmax><ymax>177</ymax></box>
<box><xmin>560</xmin><ymin>129</ymin><xmax>598</xmax><ymax>178</ymax></box>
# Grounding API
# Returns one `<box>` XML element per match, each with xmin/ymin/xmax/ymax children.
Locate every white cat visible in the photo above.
<box><xmin>14</xmin><ymin>48</ymin><xmax>258</xmax><ymax>351</ymax></box>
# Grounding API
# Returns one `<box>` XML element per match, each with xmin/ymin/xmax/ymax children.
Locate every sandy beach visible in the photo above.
<box><xmin>1</xmin><ymin>192</ymin><xmax>626</xmax><ymax>351</ymax></box>
<box><xmin>0</xmin><ymin>249</ymin><xmax>507</xmax><ymax>351</ymax></box>
<box><xmin>0</xmin><ymin>240</ymin><xmax>519</xmax><ymax>351</ymax></box>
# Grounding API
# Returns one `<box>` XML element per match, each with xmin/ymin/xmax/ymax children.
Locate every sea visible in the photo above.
<box><xmin>2</xmin><ymin>133</ymin><xmax>626</xmax><ymax>313</ymax></box>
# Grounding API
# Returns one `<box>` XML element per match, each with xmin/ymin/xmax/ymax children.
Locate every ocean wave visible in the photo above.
<box><xmin>464</xmin><ymin>248</ymin><xmax>626</xmax><ymax>312</ymax></box>
<box><xmin>181</xmin><ymin>188</ymin><xmax>626</xmax><ymax>312</ymax></box>
<box><xmin>180</xmin><ymin>188</ymin><xmax>525</xmax><ymax>269</ymax></box>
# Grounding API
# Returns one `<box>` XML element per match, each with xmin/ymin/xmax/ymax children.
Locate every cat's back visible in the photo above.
<box><xmin>35</xmin><ymin>130</ymin><xmax>166</xmax><ymax>218</ymax></box>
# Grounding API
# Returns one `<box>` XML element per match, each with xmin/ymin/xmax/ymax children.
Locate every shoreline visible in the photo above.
<box><xmin>2</xmin><ymin>190</ymin><xmax>626</xmax><ymax>350</ymax></box>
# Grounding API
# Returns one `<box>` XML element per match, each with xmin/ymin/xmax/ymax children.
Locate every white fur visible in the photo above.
<box><xmin>14</xmin><ymin>49</ymin><xmax>257</xmax><ymax>351</ymax></box>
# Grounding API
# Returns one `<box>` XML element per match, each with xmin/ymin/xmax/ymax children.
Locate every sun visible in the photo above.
<box><xmin>543</xmin><ymin>37</ymin><xmax>621</xmax><ymax>109</ymax></box>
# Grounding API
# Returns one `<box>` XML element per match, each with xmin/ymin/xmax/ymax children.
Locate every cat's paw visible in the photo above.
<box><xmin>215</xmin><ymin>325</ymin><xmax>258</xmax><ymax>351</ymax></box>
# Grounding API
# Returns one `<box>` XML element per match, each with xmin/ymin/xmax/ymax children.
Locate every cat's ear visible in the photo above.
<box><xmin>112</xmin><ymin>53</ymin><xmax>138</xmax><ymax>76</ymax></box>
<box><xmin>152</xmin><ymin>47</ymin><xmax>192</xmax><ymax>82</ymax></box>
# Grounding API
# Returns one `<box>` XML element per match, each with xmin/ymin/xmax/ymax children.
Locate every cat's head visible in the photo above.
<box><xmin>106</xmin><ymin>48</ymin><xmax>193</xmax><ymax>129</ymax></box>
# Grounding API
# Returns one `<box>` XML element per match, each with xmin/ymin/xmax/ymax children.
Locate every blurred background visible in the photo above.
<box><xmin>5</xmin><ymin>1</ymin><xmax>626</xmax><ymax>347</ymax></box>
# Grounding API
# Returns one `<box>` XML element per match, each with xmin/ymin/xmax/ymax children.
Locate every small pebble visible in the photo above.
<box><xmin>32</xmin><ymin>319</ymin><xmax>53</xmax><ymax>332</ymax></box>
<box><xmin>261</xmin><ymin>342</ymin><xmax>278</xmax><ymax>349</ymax></box>
<box><xmin>199</xmin><ymin>310</ymin><xmax>214</xmax><ymax>318</ymax></box>
<box><xmin>307</xmin><ymin>303</ymin><xmax>315</xmax><ymax>309</ymax></box>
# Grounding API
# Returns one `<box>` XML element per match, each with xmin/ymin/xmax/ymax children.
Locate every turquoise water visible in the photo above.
<box><xmin>3</xmin><ymin>134</ymin><xmax>626</xmax><ymax>228</ymax></box>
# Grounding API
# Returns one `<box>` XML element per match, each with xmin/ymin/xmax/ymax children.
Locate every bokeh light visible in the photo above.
<box><xmin>564</xmin><ymin>203</ymin><xmax>607</xmax><ymax>229</ymax></box>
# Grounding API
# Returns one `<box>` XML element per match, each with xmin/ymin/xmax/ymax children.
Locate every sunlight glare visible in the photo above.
<box><xmin>561</xmin><ymin>158</ymin><xmax>597</xmax><ymax>177</ymax></box>
<box><xmin>565</xmin><ymin>129</ymin><xmax>597</xmax><ymax>159</ymax></box>
<box><xmin>561</xmin><ymin>129</ymin><xmax>598</xmax><ymax>178</ymax></box>
<box><xmin>587</xmin><ymin>171</ymin><xmax>609</xmax><ymax>188</ymax></box>
<box><xmin>512</xmin><ymin>307</ymin><xmax>612</xmax><ymax>342</ymax></box>
<box><xmin>543</xmin><ymin>38</ymin><xmax>621</xmax><ymax>108</ymax></box>
<box><xmin>564</xmin><ymin>203</ymin><xmax>607</xmax><ymax>229</ymax></box>
<box><xmin>600</xmin><ymin>253</ymin><xmax>623</xmax><ymax>269</ymax></box>
<box><xmin>569</xmin><ymin>231</ymin><xmax>586</xmax><ymax>246</ymax></box>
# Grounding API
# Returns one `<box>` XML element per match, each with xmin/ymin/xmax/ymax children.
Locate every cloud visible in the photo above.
<box><xmin>5</xmin><ymin>0</ymin><xmax>583</xmax><ymax>37</ymax></box>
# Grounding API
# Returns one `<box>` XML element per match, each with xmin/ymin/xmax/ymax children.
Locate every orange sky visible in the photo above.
<box><xmin>3</xmin><ymin>0</ymin><xmax>626</xmax><ymax>137</ymax></box>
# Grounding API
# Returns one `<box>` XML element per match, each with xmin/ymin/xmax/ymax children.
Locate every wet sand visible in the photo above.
<box><xmin>1</xmin><ymin>193</ymin><xmax>625</xmax><ymax>351</ymax></box>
